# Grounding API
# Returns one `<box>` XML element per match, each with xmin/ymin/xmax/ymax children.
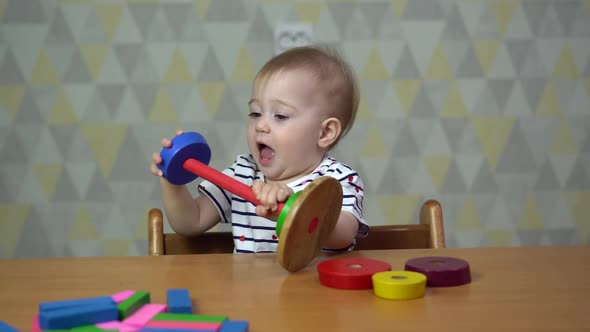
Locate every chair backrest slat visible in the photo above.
<box><xmin>164</xmin><ymin>233</ymin><xmax>234</xmax><ymax>255</ymax></box>
<box><xmin>148</xmin><ymin>199</ymin><xmax>445</xmax><ymax>256</ymax></box>
<box><xmin>354</xmin><ymin>225</ymin><xmax>430</xmax><ymax>250</ymax></box>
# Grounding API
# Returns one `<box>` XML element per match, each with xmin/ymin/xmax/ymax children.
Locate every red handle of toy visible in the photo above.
<box><xmin>183</xmin><ymin>158</ymin><xmax>285</xmax><ymax>212</ymax></box>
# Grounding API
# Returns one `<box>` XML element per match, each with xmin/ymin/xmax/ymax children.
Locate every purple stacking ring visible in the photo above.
<box><xmin>404</xmin><ymin>256</ymin><xmax>471</xmax><ymax>287</ymax></box>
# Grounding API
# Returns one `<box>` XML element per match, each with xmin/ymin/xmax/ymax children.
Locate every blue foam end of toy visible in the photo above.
<box><xmin>158</xmin><ymin>132</ymin><xmax>211</xmax><ymax>185</ymax></box>
<box><xmin>39</xmin><ymin>301</ymin><xmax>119</xmax><ymax>330</ymax></box>
<box><xmin>166</xmin><ymin>288</ymin><xmax>192</xmax><ymax>314</ymax></box>
<box><xmin>219</xmin><ymin>320</ymin><xmax>249</xmax><ymax>332</ymax></box>
<box><xmin>0</xmin><ymin>321</ymin><xmax>20</xmax><ymax>332</ymax></box>
<box><xmin>39</xmin><ymin>296</ymin><xmax>115</xmax><ymax>313</ymax></box>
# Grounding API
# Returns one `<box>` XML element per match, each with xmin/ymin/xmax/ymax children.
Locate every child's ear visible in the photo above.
<box><xmin>318</xmin><ymin>117</ymin><xmax>342</xmax><ymax>148</ymax></box>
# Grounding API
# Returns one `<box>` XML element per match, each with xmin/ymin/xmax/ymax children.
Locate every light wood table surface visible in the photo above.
<box><xmin>1</xmin><ymin>246</ymin><xmax>589</xmax><ymax>331</ymax></box>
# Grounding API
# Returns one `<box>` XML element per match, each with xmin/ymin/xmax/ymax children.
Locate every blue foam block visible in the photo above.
<box><xmin>166</xmin><ymin>288</ymin><xmax>192</xmax><ymax>314</ymax></box>
<box><xmin>219</xmin><ymin>320</ymin><xmax>249</xmax><ymax>332</ymax></box>
<box><xmin>39</xmin><ymin>301</ymin><xmax>119</xmax><ymax>330</ymax></box>
<box><xmin>0</xmin><ymin>321</ymin><xmax>19</xmax><ymax>332</ymax></box>
<box><xmin>39</xmin><ymin>296</ymin><xmax>115</xmax><ymax>313</ymax></box>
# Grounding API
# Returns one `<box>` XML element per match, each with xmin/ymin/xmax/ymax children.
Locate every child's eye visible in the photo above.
<box><xmin>248</xmin><ymin>112</ymin><xmax>261</xmax><ymax>118</ymax></box>
<box><xmin>274</xmin><ymin>114</ymin><xmax>289</xmax><ymax>121</ymax></box>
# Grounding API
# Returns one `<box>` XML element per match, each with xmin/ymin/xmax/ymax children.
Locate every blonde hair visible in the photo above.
<box><xmin>254</xmin><ymin>45</ymin><xmax>359</xmax><ymax>146</ymax></box>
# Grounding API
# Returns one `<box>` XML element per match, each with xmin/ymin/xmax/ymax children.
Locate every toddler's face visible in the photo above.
<box><xmin>247</xmin><ymin>69</ymin><xmax>331</xmax><ymax>183</ymax></box>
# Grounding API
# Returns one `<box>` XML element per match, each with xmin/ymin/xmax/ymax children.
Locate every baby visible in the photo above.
<box><xmin>151</xmin><ymin>46</ymin><xmax>368</xmax><ymax>253</ymax></box>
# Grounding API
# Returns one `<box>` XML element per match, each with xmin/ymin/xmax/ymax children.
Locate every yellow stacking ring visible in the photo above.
<box><xmin>372</xmin><ymin>271</ymin><xmax>427</xmax><ymax>300</ymax></box>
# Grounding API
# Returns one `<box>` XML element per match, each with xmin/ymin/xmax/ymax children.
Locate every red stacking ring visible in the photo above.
<box><xmin>317</xmin><ymin>257</ymin><xmax>392</xmax><ymax>290</ymax></box>
<box><xmin>404</xmin><ymin>256</ymin><xmax>471</xmax><ymax>287</ymax></box>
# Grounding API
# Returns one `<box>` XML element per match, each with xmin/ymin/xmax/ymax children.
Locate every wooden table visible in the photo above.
<box><xmin>1</xmin><ymin>246</ymin><xmax>589</xmax><ymax>331</ymax></box>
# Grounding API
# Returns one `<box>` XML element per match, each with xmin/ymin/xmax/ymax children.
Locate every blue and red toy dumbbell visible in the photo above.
<box><xmin>157</xmin><ymin>132</ymin><xmax>343</xmax><ymax>273</ymax></box>
<box><xmin>157</xmin><ymin>131</ymin><xmax>290</xmax><ymax>231</ymax></box>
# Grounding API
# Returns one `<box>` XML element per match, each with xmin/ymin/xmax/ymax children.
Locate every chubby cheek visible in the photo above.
<box><xmin>246</xmin><ymin>132</ymin><xmax>258</xmax><ymax>156</ymax></box>
<box><xmin>286</xmin><ymin>136</ymin><xmax>315</xmax><ymax>159</ymax></box>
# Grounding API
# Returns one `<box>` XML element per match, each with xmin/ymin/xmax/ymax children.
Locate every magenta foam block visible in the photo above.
<box><xmin>404</xmin><ymin>256</ymin><xmax>471</xmax><ymax>287</ymax></box>
<box><xmin>112</xmin><ymin>290</ymin><xmax>135</xmax><ymax>304</ymax></box>
<box><xmin>123</xmin><ymin>304</ymin><xmax>167</xmax><ymax>327</ymax></box>
<box><xmin>31</xmin><ymin>316</ymin><xmax>41</xmax><ymax>332</ymax></box>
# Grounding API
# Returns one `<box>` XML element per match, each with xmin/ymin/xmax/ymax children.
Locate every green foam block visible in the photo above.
<box><xmin>153</xmin><ymin>313</ymin><xmax>227</xmax><ymax>323</ymax></box>
<box><xmin>69</xmin><ymin>326</ymin><xmax>116</xmax><ymax>332</ymax></box>
<box><xmin>117</xmin><ymin>290</ymin><xmax>150</xmax><ymax>319</ymax></box>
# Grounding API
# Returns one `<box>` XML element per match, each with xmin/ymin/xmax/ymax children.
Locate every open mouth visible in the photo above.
<box><xmin>257</xmin><ymin>143</ymin><xmax>275</xmax><ymax>166</ymax></box>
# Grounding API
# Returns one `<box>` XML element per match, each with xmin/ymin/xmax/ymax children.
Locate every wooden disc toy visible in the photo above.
<box><xmin>404</xmin><ymin>256</ymin><xmax>471</xmax><ymax>287</ymax></box>
<box><xmin>317</xmin><ymin>257</ymin><xmax>392</xmax><ymax>290</ymax></box>
<box><xmin>371</xmin><ymin>271</ymin><xmax>427</xmax><ymax>300</ymax></box>
<box><xmin>158</xmin><ymin>132</ymin><xmax>343</xmax><ymax>273</ymax></box>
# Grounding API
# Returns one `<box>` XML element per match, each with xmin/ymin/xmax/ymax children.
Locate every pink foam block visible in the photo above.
<box><xmin>145</xmin><ymin>320</ymin><xmax>222</xmax><ymax>330</ymax></box>
<box><xmin>112</xmin><ymin>290</ymin><xmax>136</xmax><ymax>304</ymax></box>
<box><xmin>91</xmin><ymin>319</ymin><xmax>140</xmax><ymax>332</ymax></box>
<box><xmin>32</xmin><ymin>316</ymin><xmax>41</xmax><ymax>332</ymax></box>
<box><xmin>96</xmin><ymin>320</ymin><xmax>122</xmax><ymax>329</ymax></box>
<box><xmin>123</xmin><ymin>304</ymin><xmax>167</xmax><ymax>327</ymax></box>
<box><xmin>120</xmin><ymin>324</ymin><xmax>140</xmax><ymax>332</ymax></box>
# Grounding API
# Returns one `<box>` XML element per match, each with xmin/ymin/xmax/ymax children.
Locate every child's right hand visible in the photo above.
<box><xmin>252</xmin><ymin>180</ymin><xmax>294</xmax><ymax>221</ymax></box>
<box><xmin>150</xmin><ymin>130</ymin><xmax>184</xmax><ymax>178</ymax></box>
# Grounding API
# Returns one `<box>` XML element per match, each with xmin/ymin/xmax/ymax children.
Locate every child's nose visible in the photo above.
<box><xmin>255</xmin><ymin>115</ymin><xmax>271</xmax><ymax>132</ymax></box>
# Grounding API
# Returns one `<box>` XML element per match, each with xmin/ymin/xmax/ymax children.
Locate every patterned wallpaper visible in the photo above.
<box><xmin>0</xmin><ymin>0</ymin><xmax>589</xmax><ymax>258</ymax></box>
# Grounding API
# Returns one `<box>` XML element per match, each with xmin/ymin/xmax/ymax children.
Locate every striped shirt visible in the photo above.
<box><xmin>197</xmin><ymin>154</ymin><xmax>369</xmax><ymax>253</ymax></box>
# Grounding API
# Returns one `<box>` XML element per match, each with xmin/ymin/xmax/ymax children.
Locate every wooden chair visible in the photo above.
<box><xmin>148</xmin><ymin>199</ymin><xmax>445</xmax><ymax>256</ymax></box>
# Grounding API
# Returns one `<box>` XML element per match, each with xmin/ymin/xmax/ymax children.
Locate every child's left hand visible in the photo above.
<box><xmin>252</xmin><ymin>180</ymin><xmax>294</xmax><ymax>221</ymax></box>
